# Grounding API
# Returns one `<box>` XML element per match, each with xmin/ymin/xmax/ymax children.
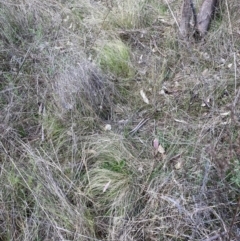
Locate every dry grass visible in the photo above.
<box><xmin>0</xmin><ymin>0</ymin><xmax>240</xmax><ymax>240</ymax></box>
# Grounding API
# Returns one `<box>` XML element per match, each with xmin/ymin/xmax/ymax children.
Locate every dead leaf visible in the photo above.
<box><xmin>219</xmin><ymin>58</ymin><xmax>226</xmax><ymax>64</ymax></box>
<box><xmin>140</xmin><ymin>90</ymin><xmax>149</xmax><ymax>104</ymax></box>
<box><xmin>103</xmin><ymin>180</ymin><xmax>111</xmax><ymax>193</ymax></box>
<box><xmin>158</xmin><ymin>144</ymin><xmax>165</xmax><ymax>154</ymax></box>
<box><xmin>113</xmin><ymin>105</ymin><xmax>124</xmax><ymax>114</ymax></box>
<box><xmin>203</xmin><ymin>52</ymin><xmax>210</xmax><ymax>60</ymax></box>
<box><xmin>104</xmin><ymin>124</ymin><xmax>111</xmax><ymax>131</ymax></box>
<box><xmin>85</xmin><ymin>149</ymin><xmax>97</xmax><ymax>155</ymax></box>
<box><xmin>138</xmin><ymin>55</ymin><xmax>143</xmax><ymax>64</ymax></box>
<box><xmin>202</xmin><ymin>69</ymin><xmax>209</xmax><ymax>76</ymax></box>
<box><xmin>153</xmin><ymin>138</ymin><xmax>159</xmax><ymax>150</ymax></box>
<box><xmin>66</xmin><ymin>131</ymin><xmax>72</xmax><ymax>136</ymax></box>
<box><xmin>174</xmin><ymin>119</ymin><xmax>188</xmax><ymax>124</ymax></box>
<box><xmin>161</xmin><ymin>153</ymin><xmax>167</xmax><ymax>160</ymax></box>
<box><xmin>138</xmin><ymin>165</ymin><xmax>143</xmax><ymax>173</ymax></box>
<box><xmin>220</xmin><ymin>111</ymin><xmax>230</xmax><ymax>116</ymax></box>
<box><xmin>159</xmin><ymin>89</ymin><xmax>165</xmax><ymax>95</ymax></box>
<box><xmin>174</xmin><ymin>160</ymin><xmax>183</xmax><ymax>170</ymax></box>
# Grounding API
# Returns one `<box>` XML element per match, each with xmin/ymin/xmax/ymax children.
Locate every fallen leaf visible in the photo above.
<box><xmin>68</xmin><ymin>23</ymin><xmax>73</xmax><ymax>29</ymax></box>
<box><xmin>161</xmin><ymin>153</ymin><xmax>167</xmax><ymax>160</ymax></box>
<box><xmin>158</xmin><ymin>144</ymin><xmax>165</xmax><ymax>154</ymax></box>
<box><xmin>202</xmin><ymin>68</ymin><xmax>209</xmax><ymax>76</ymax></box>
<box><xmin>104</xmin><ymin>124</ymin><xmax>111</xmax><ymax>131</ymax></box>
<box><xmin>103</xmin><ymin>180</ymin><xmax>111</xmax><ymax>193</ymax></box>
<box><xmin>174</xmin><ymin>119</ymin><xmax>188</xmax><ymax>124</ymax></box>
<box><xmin>138</xmin><ymin>165</ymin><xmax>143</xmax><ymax>173</ymax></box>
<box><xmin>219</xmin><ymin>58</ymin><xmax>226</xmax><ymax>64</ymax></box>
<box><xmin>174</xmin><ymin>160</ymin><xmax>182</xmax><ymax>170</ymax></box>
<box><xmin>66</xmin><ymin>131</ymin><xmax>72</xmax><ymax>136</ymax></box>
<box><xmin>152</xmin><ymin>48</ymin><xmax>157</xmax><ymax>53</ymax></box>
<box><xmin>203</xmin><ymin>52</ymin><xmax>210</xmax><ymax>60</ymax></box>
<box><xmin>153</xmin><ymin>138</ymin><xmax>159</xmax><ymax>150</ymax></box>
<box><xmin>113</xmin><ymin>105</ymin><xmax>124</xmax><ymax>114</ymax></box>
<box><xmin>140</xmin><ymin>90</ymin><xmax>149</xmax><ymax>104</ymax></box>
<box><xmin>85</xmin><ymin>149</ymin><xmax>97</xmax><ymax>155</ymax></box>
<box><xmin>159</xmin><ymin>89</ymin><xmax>165</xmax><ymax>95</ymax></box>
<box><xmin>220</xmin><ymin>111</ymin><xmax>230</xmax><ymax>116</ymax></box>
<box><xmin>138</xmin><ymin>55</ymin><xmax>143</xmax><ymax>64</ymax></box>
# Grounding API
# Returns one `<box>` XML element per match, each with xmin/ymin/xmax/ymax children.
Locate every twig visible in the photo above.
<box><xmin>129</xmin><ymin>118</ymin><xmax>150</xmax><ymax>135</ymax></box>
<box><xmin>234</xmin><ymin>52</ymin><xmax>237</xmax><ymax>92</ymax></box>
<box><xmin>0</xmin><ymin>86</ymin><xmax>21</xmax><ymax>93</ymax></box>
<box><xmin>14</xmin><ymin>46</ymin><xmax>32</xmax><ymax>84</ymax></box>
<box><xmin>232</xmin><ymin>88</ymin><xmax>240</xmax><ymax>110</ymax></box>
<box><xmin>152</xmin><ymin>38</ymin><xmax>167</xmax><ymax>57</ymax></box>
<box><xmin>230</xmin><ymin>88</ymin><xmax>240</xmax><ymax>125</ymax></box>
<box><xmin>202</xmin><ymin>231</ymin><xmax>226</xmax><ymax>241</ymax></box>
<box><xmin>225</xmin><ymin>0</ymin><xmax>233</xmax><ymax>41</ymax></box>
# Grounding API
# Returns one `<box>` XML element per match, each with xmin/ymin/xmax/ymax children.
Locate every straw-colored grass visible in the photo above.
<box><xmin>1</xmin><ymin>0</ymin><xmax>240</xmax><ymax>240</ymax></box>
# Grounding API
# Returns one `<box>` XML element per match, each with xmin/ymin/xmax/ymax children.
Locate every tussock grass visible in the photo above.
<box><xmin>96</xmin><ymin>39</ymin><xmax>133</xmax><ymax>78</ymax></box>
<box><xmin>106</xmin><ymin>0</ymin><xmax>150</xmax><ymax>29</ymax></box>
<box><xmin>1</xmin><ymin>0</ymin><xmax>240</xmax><ymax>240</ymax></box>
<box><xmin>51</xmin><ymin>51</ymin><xmax>115</xmax><ymax>117</ymax></box>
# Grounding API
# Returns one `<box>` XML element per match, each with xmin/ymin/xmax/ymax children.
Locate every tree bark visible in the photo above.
<box><xmin>196</xmin><ymin>0</ymin><xmax>218</xmax><ymax>37</ymax></box>
<box><xmin>179</xmin><ymin>0</ymin><xmax>193</xmax><ymax>38</ymax></box>
<box><xmin>179</xmin><ymin>0</ymin><xmax>220</xmax><ymax>39</ymax></box>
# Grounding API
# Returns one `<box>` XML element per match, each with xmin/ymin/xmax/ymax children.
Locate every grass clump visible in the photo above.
<box><xmin>82</xmin><ymin>134</ymin><xmax>148</xmax><ymax>239</ymax></box>
<box><xmin>97</xmin><ymin>40</ymin><xmax>133</xmax><ymax>78</ymax></box>
<box><xmin>107</xmin><ymin>0</ymin><xmax>146</xmax><ymax>29</ymax></box>
<box><xmin>106</xmin><ymin>0</ymin><xmax>169</xmax><ymax>29</ymax></box>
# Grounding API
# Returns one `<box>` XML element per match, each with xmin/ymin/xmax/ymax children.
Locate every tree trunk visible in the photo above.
<box><xmin>196</xmin><ymin>0</ymin><xmax>218</xmax><ymax>37</ymax></box>
<box><xmin>179</xmin><ymin>0</ymin><xmax>193</xmax><ymax>38</ymax></box>
<box><xmin>179</xmin><ymin>0</ymin><xmax>220</xmax><ymax>39</ymax></box>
